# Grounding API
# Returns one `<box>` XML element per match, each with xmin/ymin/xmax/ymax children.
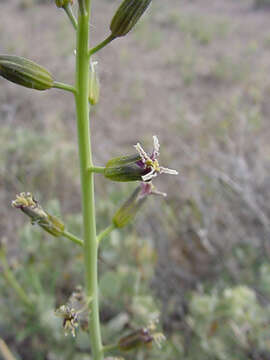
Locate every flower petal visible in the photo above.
<box><xmin>141</xmin><ymin>167</ymin><xmax>157</xmax><ymax>181</ymax></box>
<box><xmin>152</xmin><ymin>135</ymin><xmax>160</xmax><ymax>158</ymax></box>
<box><xmin>159</xmin><ymin>166</ymin><xmax>178</xmax><ymax>175</ymax></box>
<box><xmin>134</xmin><ymin>142</ymin><xmax>150</xmax><ymax>163</ymax></box>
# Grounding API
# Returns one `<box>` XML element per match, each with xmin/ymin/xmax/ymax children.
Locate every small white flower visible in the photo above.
<box><xmin>134</xmin><ymin>136</ymin><xmax>178</xmax><ymax>182</ymax></box>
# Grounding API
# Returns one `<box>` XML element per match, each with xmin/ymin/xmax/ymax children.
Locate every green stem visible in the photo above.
<box><xmin>62</xmin><ymin>230</ymin><xmax>84</xmax><ymax>247</ymax></box>
<box><xmin>78</xmin><ymin>0</ymin><xmax>87</xmax><ymax>15</ymax></box>
<box><xmin>63</xmin><ymin>4</ymin><xmax>78</xmax><ymax>30</ymax></box>
<box><xmin>0</xmin><ymin>251</ymin><xmax>33</xmax><ymax>309</ymax></box>
<box><xmin>53</xmin><ymin>81</ymin><xmax>76</xmax><ymax>94</ymax></box>
<box><xmin>89</xmin><ymin>166</ymin><xmax>105</xmax><ymax>174</ymax></box>
<box><xmin>75</xmin><ymin>2</ymin><xmax>103</xmax><ymax>360</ymax></box>
<box><xmin>88</xmin><ymin>34</ymin><xmax>116</xmax><ymax>57</ymax></box>
<box><xmin>97</xmin><ymin>224</ymin><xmax>116</xmax><ymax>244</ymax></box>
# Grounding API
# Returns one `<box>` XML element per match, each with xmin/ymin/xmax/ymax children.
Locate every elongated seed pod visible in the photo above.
<box><xmin>55</xmin><ymin>0</ymin><xmax>73</xmax><ymax>7</ymax></box>
<box><xmin>104</xmin><ymin>154</ymin><xmax>148</xmax><ymax>182</ymax></box>
<box><xmin>0</xmin><ymin>55</ymin><xmax>53</xmax><ymax>90</ymax></box>
<box><xmin>104</xmin><ymin>164</ymin><xmax>146</xmax><ymax>182</ymax></box>
<box><xmin>118</xmin><ymin>328</ymin><xmax>153</xmax><ymax>351</ymax></box>
<box><xmin>12</xmin><ymin>192</ymin><xmax>65</xmax><ymax>237</ymax></box>
<box><xmin>110</xmin><ymin>0</ymin><xmax>152</xmax><ymax>37</ymax></box>
<box><xmin>113</xmin><ymin>187</ymin><xmax>147</xmax><ymax>228</ymax></box>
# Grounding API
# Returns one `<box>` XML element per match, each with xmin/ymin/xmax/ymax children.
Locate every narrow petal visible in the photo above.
<box><xmin>134</xmin><ymin>142</ymin><xmax>150</xmax><ymax>163</ymax></box>
<box><xmin>141</xmin><ymin>168</ymin><xmax>157</xmax><ymax>181</ymax></box>
<box><xmin>159</xmin><ymin>166</ymin><xmax>178</xmax><ymax>175</ymax></box>
<box><xmin>152</xmin><ymin>135</ymin><xmax>160</xmax><ymax>158</ymax></box>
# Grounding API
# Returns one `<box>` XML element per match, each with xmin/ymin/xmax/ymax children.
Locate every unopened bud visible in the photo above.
<box><xmin>110</xmin><ymin>0</ymin><xmax>152</xmax><ymax>38</ymax></box>
<box><xmin>113</xmin><ymin>186</ymin><xmax>147</xmax><ymax>228</ymax></box>
<box><xmin>0</xmin><ymin>55</ymin><xmax>53</xmax><ymax>91</ymax></box>
<box><xmin>12</xmin><ymin>193</ymin><xmax>64</xmax><ymax>237</ymax></box>
<box><xmin>105</xmin><ymin>154</ymin><xmax>147</xmax><ymax>182</ymax></box>
<box><xmin>55</xmin><ymin>0</ymin><xmax>73</xmax><ymax>8</ymax></box>
<box><xmin>118</xmin><ymin>320</ymin><xmax>166</xmax><ymax>352</ymax></box>
<box><xmin>118</xmin><ymin>328</ymin><xmax>153</xmax><ymax>351</ymax></box>
<box><xmin>89</xmin><ymin>61</ymin><xmax>100</xmax><ymax>106</ymax></box>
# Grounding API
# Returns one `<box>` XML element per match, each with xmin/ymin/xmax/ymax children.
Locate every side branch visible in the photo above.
<box><xmin>102</xmin><ymin>343</ymin><xmax>118</xmax><ymax>353</ymax></box>
<box><xmin>62</xmin><ymin>230</ymin><xmax>84</xmax><ymax>247</ymax></box>
<box><xmin>88</xmin><ymin>34</ymin><xmax>116</xmax><ymax>57</ymax></box>
<box><xmin>63</xmin><ymin>4</ymin><xmax>78</xmax><ymax>30</ymax></box>
<box><xmin>88</xmin><ymin>166</ymin><xmax>105</xmax><ymax>174</ymax></box>
<box><xmin>97</xmin><ymin>224</ymin><xmax>116</xmax><ymax>244</ymax></box>
<box><xmin>53</xmin><ymin>81</ymin><xmax>77</xmax><ymax>94</ymax></box>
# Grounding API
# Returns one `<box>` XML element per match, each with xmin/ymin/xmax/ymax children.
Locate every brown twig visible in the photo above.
<box><xmin>0</xmin><ymin>338</ymin><xmax>16</xmax><ymax>360</ymax></box>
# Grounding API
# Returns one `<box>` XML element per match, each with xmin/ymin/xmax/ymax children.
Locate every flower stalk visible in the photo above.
<box><xmin>63</xmin><ymin>3</ymin><xmax>78</xmax><ymax>30</ymax></box>
<box><xmin>53</xmin><ymin>81</ymin><xmax>76</xmax><ymax>94</ymax></box>
<box><xmin>97</xmin><ymin>224</ymin><xmax>116</xmax><ymax>244</ymax></box>
<box><xmin>75</xmin><ymin>1</ymin><xmax>103</xmax><ymax>359</ymax></box>
<box><xmin>88</xmin><ymin>166</ymin><xmax>106</xmax><ymax>174</ymax></box>
<box><xmin>62</xmin><ymin>230</ymin><xmax>84</xmax><ymax>247</ymax></box>
<box><xmin>88</xmin><ymin>34</ymin><xmax>115</xmax><ymax>57</ymax></box>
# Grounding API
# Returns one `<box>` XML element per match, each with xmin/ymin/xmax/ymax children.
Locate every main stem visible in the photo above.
<box><xmin>75</xmin><ymin>3</ymin><xmax>103</xmax><ymax>360</ymax></box>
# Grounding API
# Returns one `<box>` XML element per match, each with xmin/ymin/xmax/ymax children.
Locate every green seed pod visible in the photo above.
<box><xmin>0</xmin><ymin>55</ymin><xmax>53</xmax><ymax>90</ymax></box>
<box><xmin>110</xmin><ymin>0</ymin><xmax>152</xmax><ymax>37</ymax></box>
<box><xmin>45</xmin><ymin>214</ymin><xmax>65</xmax><ymax>237</ymax></box>
<box><xmin>104</xmin><ymin>154</ymin><xmax>147</xmax><ymax>182</ymax></box>
<box><xmin>55</xmin><ymin>0</ymin><xmax>73</xmax><ymax>8</ymax></box>
<box><xmin>113</xmin><ymin>186</ymin><xmax>146</xmax><ymax>228</ymax></box>
<box><xmin>12</xmin><ymin>193</ymin><xmax>65</xmax><ymax>237</ymax></box>
<box><xmin>89</xmin><ymin>61</ymin><xmax>100</xmax><ymax>106</ymax></box>
<box><xmin>118</xmin><ymin>328</ymin><xmax>153</xmax><ymax>351</ymax></box>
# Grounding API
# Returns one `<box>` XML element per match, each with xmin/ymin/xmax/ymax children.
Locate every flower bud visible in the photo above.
<box><xmin>12</xmin><ymin>193</ymin><xmax>64</xmax><ymax>237</ymax></box>
<box><xmin>104</xmin><ymin>154</ymin><xmax>147</xmax><ymax>182</ymax></box>
<box><xmin>113</xmin><ymin>186</ymin><xmax>147</xmax><ymax>228</ymax></box>
<box><xmin>0</xmin><ymin>55</ymin><xmax>53</xmax><ymax>91</ymax></box>
<box><xmin>110</xmin><ymin>0</ymin><xmax>152</xmax><ymax>38</ymax></box>
<box><xmin>55</xmin><ymin>0</ymin><xmax>73</xmax><ymax>8</ymax></box>
<box><xmin>118</xmin><ymin>320</ymin><xmax>166</xmax><ymax>352</ymax></box>
<box><xmin>118</xmin><ymin>328</ymin><xmax>153</xmax><ymax>351</ymax></box>
<box><xmin>89</xmin><ymin>61</ymin><xmax>100</xmax><ymax>106</ymax></box>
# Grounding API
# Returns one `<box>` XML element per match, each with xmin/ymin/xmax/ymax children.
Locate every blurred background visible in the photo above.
<box><xmin>1</xmin><ymin>0</ymin><xmax>270</xmax><ymax>359</ymax></box>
